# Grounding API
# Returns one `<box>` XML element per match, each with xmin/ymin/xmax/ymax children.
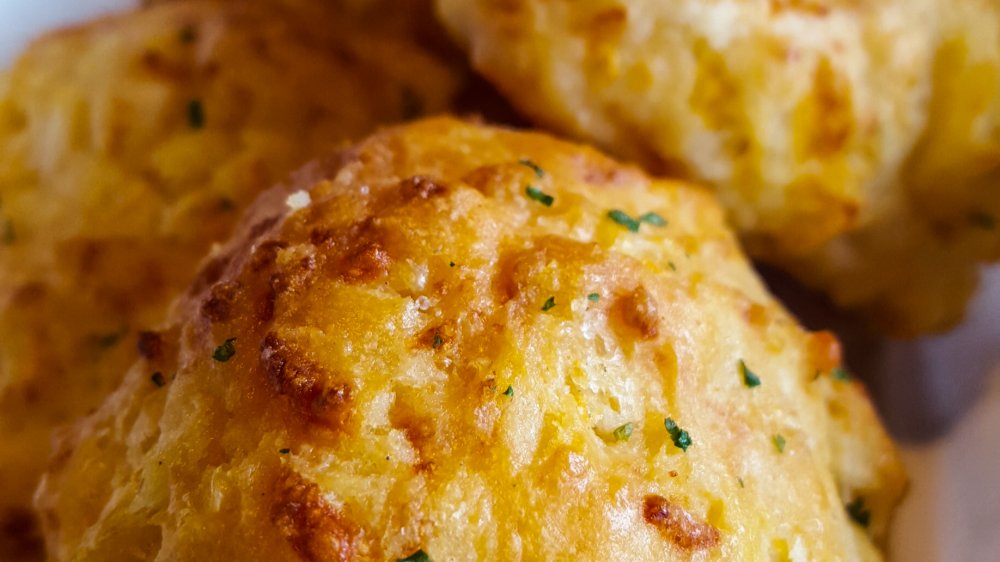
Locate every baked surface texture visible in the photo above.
<box><xmin>436</xmin><ymin>0</ymin><xmax>1000</xmax><ymax>334</ymax></box>
<box><xmin>38</xmin><ymin>118</ymin><xmax>904</xmax><ymax>561</ymax></box>
<box><xmin>0</xmin><ymin>2</ymin><xmax>459</xmax><ymax>557</ymax></box>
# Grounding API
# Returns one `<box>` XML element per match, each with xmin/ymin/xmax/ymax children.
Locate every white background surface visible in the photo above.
<box><xmin>1</xmin><ymin>1</ymin><xmax>998</xmax><ymax>560</ymax></box>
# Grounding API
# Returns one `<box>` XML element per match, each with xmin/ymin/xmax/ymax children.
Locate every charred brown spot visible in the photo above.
<box><xmin>136</xmin><ymin>330</ymin><xmax>164</xmax><ymax>360</ymax></box>
<box><xmin>618</xmin><ymin>286</ymin><xmax>660</xmax><ymax>339</ymax></box>
<box><xmin>262</xmin><ymin>255</ymin><xmax>319</xmax><ymax>321</ymax></box>
<box><xmin>401</xmin><ymin>175</ymin><xmax>446</xmax><ymax>199</ymax></box>
<box><xmin>202</xmin><ymin>281</ymin><xmax>241</xmax><ymax>323</ymax></box>
<box><xmin>259</xmin><ymin>283</ymin><xmax>278</xmax><ymax>323</ymax></box>
<box><xmin>415</xmin><ymin>460</ymin><xmax>436</xmax><ymax>473</ymax></box>
<box><xmin>272</xmin><ymin>471</ymin><xmax>364</xmax><ymax>562</ymax></box>
<box><xmin>389</xmin><ymin>398</ymin><xmax>436</xmax><ymax>463</ymax></box>
<box><xmin>643</xmin><ymin>495</ymin><xmax>720</xmax><ymax>551</ymax></box>
<box><xmin>271</xmin><ymin>255</ymin><xmax>318</xmax><ymax>295</ymax></box>
<box><xmin>309</xmin><ymin>227</ymin><xmax>336</xmax><ymax>247</ymax></box>
<box><xmin>340</xmin><ymin>241</ymin><xmax>391</xmax><ymax>283</ymax></box>
<box><xmin>260</xmin><ymin>332</ymin><xmax>352</xmax><ymax>427</ymax></box>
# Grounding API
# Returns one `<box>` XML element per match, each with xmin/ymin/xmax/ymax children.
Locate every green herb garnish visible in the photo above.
<box><xmin>432</xmin><ymin>334</ymin><xmax>443</xmax><ymax>349</ymax></box>
<box><xmin>737</xmin><ymin>477</ymin><xmax>745</xmax><ymax>488</ymax></box>
<box><xmin>187</xmin><ymin>99</ymin><xmax>205</xmax><ymax>129</ymax></box>
<box><xmin>613</xmin><ymin>422</ymin><xmax>633</xmax><ymax>442</ymax></box>
<box><xmin>587</xmin><ymin>293</ymin><xmax>600</xmax><ymax>302</ymax></box>
<box><xmin>151</xmin><ymin>372</ymin><xmax>166</xmax><ymax>388</ymax></box>
<box><xmin>397</xmin><ymin>550</ymin><xmax>431</xmax><ymax>562</ymax></box>
<box><xmin>773</xmin><ymin>433</ymin><xmax>786</xmax><ymax>453</ymax></box>
<box><xmin>664</xmin><ymin>417</ymin><xmax>691</xmax><ymax>452</ymax></box>
<box><xmin>525</xmin><ymin>185</ymin><xmax>554</xmax><ymax>206</ymax></box>
<box><xmin>846</xmin><ymin>498</ymin><xmax>871</xmax><ymax>528</ymax></box>
<box><xmin>739</xmin><ymin>360</ymin><xmax>761</xmax><ymax>388</ymax></box>
<box><xmin>518</xmin><ymin>159</ymin><xmax>545</xmax><ymax>178</ymax></box>
<box><xmin>668</xmin><ymin>261</ymin><xmax>676</xmax><ymax>271</ymax></box>
<box><xmin>638</xmin><ymin>212</ymin><xmax>667</xmax><ymax>227</ymax></box>
<box><xmin>542</xmin><ymin>296</ymin><xmax>556</xmax><ymax>311</ymax></box>
<box><xmin>607</xmin><ymin>209</ymin><xmax>640</xmax><ymax>232</ymax></box>
<box><xmin>503</xmin><ymin>385</ymin><xmax>514</xmax><ymax>397</ymax></box>
<box><xmin>94</xmin><ymin>329</ymin><xmax>125</xmax><ymax>349</ymax></box>
<box><xmin>212</xmin><ymin>337</ymin><xmax>236</xmax><ymax>362</ymax></box>
<box><xmin>831</xmin><ymin>367</ymin><xmax>852</xmax><ymax>381</ymax></box>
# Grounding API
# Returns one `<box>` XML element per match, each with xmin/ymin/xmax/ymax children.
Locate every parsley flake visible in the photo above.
<box><xmin>503</xmin><ymin>385</ymin><xmax>514</xmax><ymax>397</ymax></box>
<box><xmin>94</xmin><ymin>329</ymin><xmax>125</xmax><ymax>349</ymax></box>
<box><xmin>432</xmin><ymin>334</ymin><xmax>443</xmax><ymax>349</ymax></box>
<box><xmin>541</xmin><ymin>296</ymin><xmax>556</xmax><ymax>311</ymax></box>
<box><xmin>831</xmin><ymin>367</ymin><xmax>852</xmax><ymax>381</ymax></box>
<box><xmin>668</xmin><ymin>261</ymin><xmax>676</xmax><ymax>271</ymax></box>
<box><xmin>397</xmin><ymin>550</ymin><xmax>431</xmax><ymax>562</ymax></box>
<box><xmin>737</xmin><ymin>477</ymin><xmax>745</xmax><ymax>488</ymax></box>
<box><xmin>664</xmin><ymin>417</ymin><xmax>691</xmax><ymax>452</ymax></box>
<box><xmin>525</xmin><ymin>185</ymin><xmax>554</xmax><ymax>206</ymax></box>
<box><xmin>773</xmin><ymin>433</ymin><xmax>786</xmax><ymax>453</ymax></box>
<box><xmin>212</xmin><ymin>338</ymin><xmax>236</xmax><ymax>362</ymax></box>
<box><xmin>638</xmin><ymin>212</ymin><xmax>667</xmax><ymax>227</ymax></box>
<box><xmin>587</xmin><ymin>293</ymin><xmax>600</xmax><ymax>302</ymax></box>
<box><xmin>187</xmin><ymin>99</ymin><xmax>205</xmax><ymax>129</ymax></box>
<box><xmin>613</xmin><ymin>422</ymin><xmax>633</xmax><ymax>442</ymax></box>
<box><xmin>151</xmin><ymin>372</ymin><xmax>166</xmax><ymax>388</ymax></box>
<box><xmin>518</xmin><ymin>159</ymin><xmax>545</xmax><ymax>178</ymax></box>
<box><xmin>279</xmin><ymin>448</ymin><xmax>291</xmax><ymax>454</ymax></box>
<box><xmin>739</xmin><ymin>360</ymin><xmax>761</xmax><ymax>388</ymax></box>
<box><xmin>846</xmin><ymin>498</ymin><xmax>871</xmax><ymax>528</ymax></box>
<box><xmin>607</xmin><ymin>209</ymin><xmax>640</xmax><ymax>232</ymax></box>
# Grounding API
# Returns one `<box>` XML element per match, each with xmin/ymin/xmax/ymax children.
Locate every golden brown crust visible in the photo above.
<box><xmin>642</xmin><ymin>495</ymin><xmax>721</xmax><ymax>552</ymax></box>
<box><xmin>272</xmin><ymin>470</ymin><xmax>367</xmax><ymax>562</ymax></box>
<box><xmin>37</xmin><ymin>118</ymin><xmax>904</xmax><ymax>561</ymax></box>
<box><xmin>0</xmin><ymin>1</ymin><xmax>462</xmax><ymax>558</ymax></box>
